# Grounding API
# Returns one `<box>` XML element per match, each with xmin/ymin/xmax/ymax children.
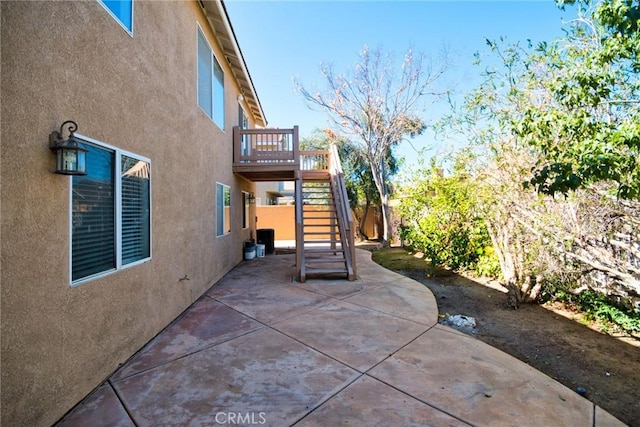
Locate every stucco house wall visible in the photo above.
<box><xmin>1</xmin><ymin>1</ymin><xmax>262</xmax><ymax>425</ymax></box>
<box><xmin>256</xmin><ymin>205</ymin><xmax>379</xmax><ymax>241</ymax></box>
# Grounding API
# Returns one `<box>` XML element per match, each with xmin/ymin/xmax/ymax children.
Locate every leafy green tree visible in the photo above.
<box><xmin>516</xmin><ymin>0</ymin><xmax>640</xmax><ymax>199</ymax></box>
<box><xmin>438</xmin><ymin>0</ymin><xmax>640</xmax><ymax>306</ymax></box>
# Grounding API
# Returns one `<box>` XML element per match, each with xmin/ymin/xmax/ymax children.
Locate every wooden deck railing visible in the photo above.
<box><xmin>234</xmin><ymin>126</ymin><xmax>299</xmax><ymax>165</ymax></box>
<box><xmin>300</xmin><ymin>150</ymin><xmax>329</xmax><ymax>171</ymax></box>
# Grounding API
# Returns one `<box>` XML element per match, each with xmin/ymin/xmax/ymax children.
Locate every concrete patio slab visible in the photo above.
<box><xmin>291</xmin><ymin>276</ymin><xmax>380</xmax><ymax>299</ymax></box>
<box><xmin>112</xmin><ymin>328</ymin><xmax>359</xmax><ymax>426</ymax></box>
<box><xmin>596</xmin><ymin>406</ymin><xmax>627</xmax><ymax>427</ymax></box>
<box><xmin>274</xmin><ymin>300</ymin><xmax>429</xmax><ymax>372</ymax></box>
<box><xmin>344</xmin><ymin>283</ymin><xmax>439</xmax><ymax>326</ymax></box>
<box><xmin>56</xmin><ymin>250</ymin><xmax>625</xmax><ymax>426</ymax></box>
<box><xmin>369</xmin><ymin>324</ymin><xmax>594</xmax><ymax>426</ymax></box>
<box><xmin>214</xmin><ymin>282</ymin><xmax>332</xmax><ymax>325</ymax></box>
<box><xmin>297</xmin><ymin>375</ymin><xmax>471</xmax><ymax>427</ymax></box>
<box><xmin>112</xmin><ymin>297</ymin><xmax>263</xmax><ymax>381</ymax></box>
<box><xmin>56</xmin><ymin>383</ymin><xmax>134</xmax><ymax>427</ymax></box>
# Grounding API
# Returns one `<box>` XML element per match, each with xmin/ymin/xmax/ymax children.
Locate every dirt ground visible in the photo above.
<box><xmin>370</xmin><ymin>247</ymin><xmax>640</xmax><ymax>426</ymax></box>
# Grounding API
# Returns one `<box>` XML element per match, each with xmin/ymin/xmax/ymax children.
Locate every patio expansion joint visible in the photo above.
<box><xmin>288</xmin><ymin>280</ymin><xmax>386</xmax><ymax>301</ymax></box>
<box><xmin>359</xmin><ymin>371</ymin><xmax>476</xmax><ymax>427</ymax></box>
<box><xmin>338</xmin><ymin>296</ymin><xmax>438</xmax><ymax>328</ymax></box>
<box><xmin>357</xmin><ymin>323</ymin><xmax>477</xmax><ymax>426</ymax></box>
<box><xmin>287</xmin><ymin>322</ymin><xmax>473</xmax><ymax>427</ymax></box>
<box><xmin>109</xmin><ymin>324</ymin><xmax>267</xmax><ymax>383</ymax></box>
<box><xmin>107</xmin><ymin>379</ymin><xmax>139</xmax><ymax>427</ymax></box>
<box><xmin>212</xmin><ymin>291</ymin><xmax>339</xmax><ymax>327</ymax></box>
<box><xmin>288</xmin><ymin>372</ymin><xmax>367</xmax><ymax>426</ymax></box>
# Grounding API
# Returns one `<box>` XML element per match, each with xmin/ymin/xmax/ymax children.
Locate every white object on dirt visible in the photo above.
<box><xmin>443</xmin><ymin>314</ymin><xmax>477</xmax><ymax>333</ymax></box>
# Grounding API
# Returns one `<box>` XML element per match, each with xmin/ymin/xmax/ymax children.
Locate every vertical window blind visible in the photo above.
<box><xmin>72</xmin><ymin>146</ymin><xmax>116</xmax><ymax>281</ymax></box>
<box><xmin>121</xmin><ymin>155</ymin><xmax>150</xmax><ymax>265</ymax></box>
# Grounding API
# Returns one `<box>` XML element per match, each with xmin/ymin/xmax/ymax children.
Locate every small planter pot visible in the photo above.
<box><xmin>244</xmin><ymin>244</ymin><xmax>256</xmax><ymax>260</ymax></box>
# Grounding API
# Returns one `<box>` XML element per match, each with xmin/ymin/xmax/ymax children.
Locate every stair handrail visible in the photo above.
<box><xmin>328</xmin><ymin>144</ymin><xmax>356</xmax><ymax>280</ymax></box>
<box><xmin>295</xmin><ymin>172</ymin><xmax>304</xmax><ymax>281</ymax></box>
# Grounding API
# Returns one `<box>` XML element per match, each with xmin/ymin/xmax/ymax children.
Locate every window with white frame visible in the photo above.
<box><xmin>239</xmin><ymin>105</ymin><xmax>248</xmax><ymax>130</ymax></box>
<box><xmin>98</xmin><ymin>0</ymin><xmax>133</xmax><ymax>33</ymax></box>
<box><xmin>242</xmin><ymin>191</ymin><xmax>250</xmax><ymax>229</ymax></box>
<box><xmin>216</xmin><ymin>183</ymin><xmax>231</xmax><ymax>236</ymax></box>
<box><xmin>71</xmin><ymin>138</ymin><xmax>150</xmax><ymax>284</ymax></box>
<box><xmin>197</xmin><ymin>28</ymin><xmax>225</xmax><ymax>129</ymax></box>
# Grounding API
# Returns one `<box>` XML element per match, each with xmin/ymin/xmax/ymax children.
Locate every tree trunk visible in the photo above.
<box><xmin>371</xmin><ymin>160</ymin><xmax>393</xmax><ymax>247</ymax></box>
<box><xmin>359</xmin><ymin>200</ymin><xmax>371</xmax><ymax>240</ymax></box>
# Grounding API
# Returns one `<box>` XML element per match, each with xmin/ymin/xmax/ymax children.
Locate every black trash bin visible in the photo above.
<box><xmin>257</xmin><ymin>228</ymin><xmax>275</xmax><ymax>255</ymax></box>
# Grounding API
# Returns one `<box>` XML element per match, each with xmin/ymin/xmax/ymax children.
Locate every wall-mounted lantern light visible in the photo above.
<box><xmin>49</xmin><ymin>120</ymin><xmax>87</xmax><ymax>175</ymax></box>
<box><xmin>248</xmin><ymin>192</ymin><xmax>256</xmax><ymax>204</ymax></box>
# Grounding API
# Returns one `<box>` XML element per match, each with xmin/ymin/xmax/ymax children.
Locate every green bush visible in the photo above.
<box><xmin>475</xmin><ymin>246</ymin><xmax>502</xmax><ymax>279</ymax></box>
<box><xmin>544</xmin><ymin>286</ymin><xmax>640</xmax><ymax>335</ymax></box>
<box><xmin>398</xmin><ymin>162</ymin><xmax>493</xmax><ymax>273</ymax></box>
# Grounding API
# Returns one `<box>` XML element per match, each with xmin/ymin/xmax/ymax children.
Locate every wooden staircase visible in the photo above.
<box><xmin>300</xmin><ymin>180</ymin><xmax>349</xmax><ymax>279</ymax></box>
<box><xmin>231</xmin><ymin>126</ymin><xmax>356</xmax><ymax>282</ymax></box>
<box><xmin>296</xmin><ymin>145</ymin><xmax>356</xmax><ymax>282</ymax></box>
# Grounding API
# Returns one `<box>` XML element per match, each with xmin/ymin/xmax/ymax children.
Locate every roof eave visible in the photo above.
<box><xmin>200</xmin><ymin>0</ymin><xmax>268</xmax><ymax>127</ymax></box>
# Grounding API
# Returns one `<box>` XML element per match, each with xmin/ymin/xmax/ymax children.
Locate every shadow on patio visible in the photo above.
<box><xmin>57</xmin><ymin>250</ymin><xmax>624</xmax><ymax>426</ymax></box>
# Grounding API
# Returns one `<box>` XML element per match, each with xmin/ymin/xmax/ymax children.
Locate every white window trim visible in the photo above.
<box><xmin>242</xmin><ymin>191</ymin><xmax>250</xmax><ymax>230</ymax></box>
<box><xmin>216</xmin><ymin>182</ymin><xmax>231</xmax><ymax>237</ymax></box>
<box><xmin>97</xmin><ymin>0</ymin><xmax>134</xmax><ymax>37</ymax></box>
<box><xmin>197</xmin><ymin>24</ymin><xmax>225</xmax><ymax>131</ymax></box>
<box><xmin>69</xmin><ymin>133</ymin><xmax>152</xmax><ymax>286</ymax></box>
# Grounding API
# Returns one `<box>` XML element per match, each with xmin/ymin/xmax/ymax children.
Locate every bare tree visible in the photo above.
<box><xmin>295</xmin><ymin>45</ymin><xmax>448</xmax><ymax>246</ymax></box>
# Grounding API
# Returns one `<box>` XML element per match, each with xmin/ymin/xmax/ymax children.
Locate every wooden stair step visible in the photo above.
<box><xmin>304</xmin><ymin>231</ymin><xmax>339</xmax><ymax>235</ymax></box>
<box><xmin>304</xmin><ymin>267</ymin><xmax>348</xmax><ymax>274</ymax></box>
<box><xmin>304</xmin><ymin>247</ymin><xmax>345</xmax><ymax>254</ymax></box>
<box><xmin>304</xmin><ymin>258</ymin><xmax>346</xmax><ymax>264</ymax></box>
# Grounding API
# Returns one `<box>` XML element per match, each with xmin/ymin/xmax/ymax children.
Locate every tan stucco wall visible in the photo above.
<box><xmin>1</xmin><ymin>2</ymin><xmax>257</xmax><ymax>425</ymax></box>
<box><xmin>256</xmin><ymin>205</ymin><xmax>296</xmax><ymax>239</ymax></box>
<box><xmin>256</xmin><ymin>205</ymin><xmax>378</xmax><ymax>241</ymax></box>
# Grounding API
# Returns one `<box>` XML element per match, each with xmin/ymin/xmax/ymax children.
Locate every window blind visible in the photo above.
<box><xmin>72</xmin><ymin>146</ymin><xmax>116</xmax><ymax>281</ymax></box>
<box><xmin>121</xmin><ymin>156</ymin><xmax>150</xmax><ymax>265</ymax></box>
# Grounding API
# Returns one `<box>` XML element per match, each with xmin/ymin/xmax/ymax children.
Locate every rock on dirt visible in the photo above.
<box><xmin>442</xmin><ymin>314</ymin><xmax>477</xmax><ymax>335</ymax></box>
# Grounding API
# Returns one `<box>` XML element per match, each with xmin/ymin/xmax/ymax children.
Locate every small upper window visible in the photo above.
<box><xmin>99</xmin><ymin>0</ymin><xmax>133</xmax><ymax>33</ymax></box>
<box><xmin>197</xmin><ymin>27</ymin><xmax>225</xmax><ymax>130</ymax></box>
<box><xmin>216</xmin><ymin>183</ymin><xmax>231</xmax><ymax>236</ymax></box>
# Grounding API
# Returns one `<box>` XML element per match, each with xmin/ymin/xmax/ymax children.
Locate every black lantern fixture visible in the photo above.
<box><xmin>248</xmin><ymin>192</ymin><xmax>256</xmax><ymax>204</ymax></box>
<box><xmin>49</xmin><ymin>120</ymin><xmax>87</xmax><ymax>175</ymax></box>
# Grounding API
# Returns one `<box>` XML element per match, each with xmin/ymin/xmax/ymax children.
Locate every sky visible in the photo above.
<box><xmin>225</xmin><ymin>0</ymin><xmax>575</xmax><ymax>172</ymax></box>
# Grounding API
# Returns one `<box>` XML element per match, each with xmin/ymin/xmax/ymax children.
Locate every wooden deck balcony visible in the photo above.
<box><xmin>233</xmin><ymin>126</ymin><xmax>331</xmax><ymax>181</ymax></box>
<box><xmin>233</xmin><ymin>126</ymin><xmax>300</xmax><ymax>181</ymax></box>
